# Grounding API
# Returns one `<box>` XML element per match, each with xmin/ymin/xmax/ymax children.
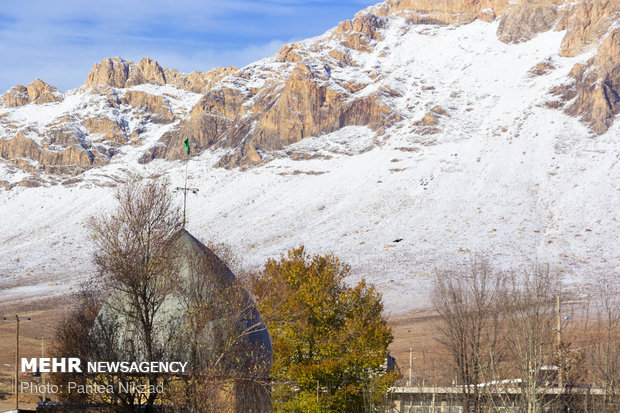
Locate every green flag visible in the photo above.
<box><xmin>183</xmin><ymin>138</ymin><xmax>190</xmax><ymax>155</ymax></box>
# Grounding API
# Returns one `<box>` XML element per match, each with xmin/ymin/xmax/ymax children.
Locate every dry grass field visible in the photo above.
<box><xmin>387</xmin><ymin>309</ymin><xmax>452</xmax><ymax>385</ymax></box>
<box><xmin>0</xmin><ymin>295</ymin><xmax>73</xmax><ymax>411</ymax></box>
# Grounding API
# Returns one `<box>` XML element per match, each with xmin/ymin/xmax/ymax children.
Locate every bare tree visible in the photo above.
<box><xmin>51</xmin><ymin>177</ymin><xmax>183</xmax><ymax>411</ymax></box>
<box><xmin>88</xmin><ymin>177</ymin><xmax>183</xmax><ymax>408</ymax></box>
<box><xmin>89</xmin><ymin>177</ymin><xmax>182</xmax><ymax>360</ymax></box>
<box><xmin>432</xmin><ymin>255</ymin><xmax>504</xmax><ymax>413</ymax></box>
<box><xmin>585</xmin><ymin>274</ymin><xmax>620</xmax><ymax>412</ymax></box>
<box><xmin>500</xmin><ymin>263</ymin><xmax>562</xmax><ymax>413</ymax></box>
<box><xmin>51</xmin><ymin>282</ymin><xmax>109</xmax><ymax>404</ymax></box>
<box><xmin>431</xmin><ymin>257</ymin><xmax>617</xmax><ymax>412</ymax></box>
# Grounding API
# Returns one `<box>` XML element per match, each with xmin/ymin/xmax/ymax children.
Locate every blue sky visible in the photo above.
<box><xmin>0</xmin><ymin>0</ymin><xmax>376</xmax><ymax>93</ymax></box>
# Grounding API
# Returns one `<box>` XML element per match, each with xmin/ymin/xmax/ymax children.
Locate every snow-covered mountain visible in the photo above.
<box><xmin>1</xmin><ymin>0</ymin><xmax>619</xmax><ymax>312</ymax></box>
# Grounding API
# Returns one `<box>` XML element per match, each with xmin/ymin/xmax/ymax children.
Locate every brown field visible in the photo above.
<box><xmin>0</xmin><ymin>295</ymin><xmax>74</xmax><ymax>411</ymax></box>
<box><xmin>388</xmin><ymin>309</ymin><xmax>452</xmax><ymax>384</ymax></box>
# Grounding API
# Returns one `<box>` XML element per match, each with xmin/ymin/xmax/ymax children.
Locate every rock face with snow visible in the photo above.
<box><xmin>377</xmin><ymin>0</ymin><xmax>509</xmax><ymax>24</ymax></box>
<box><xmin>147</xmin><ymin>58</ymin><xmax>400</xmax><ymax>167</ymax></box>
<box><xmin>2</xmin><ymin>85</ymin><xmax>31</xmax><ymax>107</ymax></box>
<box><xmin>2</xmin><ymin>78</ymin><xmax>63</xmax><ymax>107</ymax></box>
<box><xmin>0</xmin><ymin>131</ymin><xmax>96</xmax><ymax>179</ymax></box>
<box><xmin>85</xmin><ymin>57</ymin><xmax>238</xmax><ymax>94</ymax></box>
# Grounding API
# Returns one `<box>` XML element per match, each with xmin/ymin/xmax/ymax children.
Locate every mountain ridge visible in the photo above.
<box><xmin>0</xmin><ymin>0</ymin><xmax>619</xmax><ymax>311</ymax></box>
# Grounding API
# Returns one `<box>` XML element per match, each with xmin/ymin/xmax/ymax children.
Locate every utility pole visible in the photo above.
<box><xmin>176</xmin><ymin>184</ymin><xmax>199</xmax><ymax>228</ymax></box>
<box><xmin>4</xmin><ymin>315</ymin><xmax>31</xmax><ymax>411</ymax></box>
<box><xmin>557</xmin><ymin>296</ymin><xmax>563</xmax><ymax>388</ymax></box>
<box><xmin>36</xmin><ymin>336</ymin><xmax>51</xmax><ymax>402</ymax></box>
<box><xmin>177</xmin><ymin>141</ymin><xmax>198</xmax><ymax>228</ymax></box>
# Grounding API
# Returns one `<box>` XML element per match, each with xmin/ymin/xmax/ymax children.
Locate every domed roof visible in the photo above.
<box><xmin>95</xmin><ymin>229</ymin><xmax>272</xmax><ymax>377</ymax></box>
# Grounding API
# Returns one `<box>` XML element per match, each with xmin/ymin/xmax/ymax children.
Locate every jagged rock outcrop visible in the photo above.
<box><xmin>84</xmin><ymin>56</ymin><xmax>238</xmax><ymax>94</ymax></box>
<box><xmin>0</xmin><ymin>132</ymin><xmax>41</xmax><ymax>159</ymax></box>
<box><xmin>2</xmin><ymin>79</ymin><xmax>63</xmax><ymax>107</ymax></box>
<box><xmin>83</xmin><ymin>117</ymin><xmax>124</xmax><ymax>135</ymax></box>
<box><xmin>44</xmin><ymin>125</ymin><xmax>84</xmax><ymax>147</ymax></box>
<box><xmin>121</xmin><ymin>91</ymin><xmax>175</xmax><ymax>123</ymax></box>
<box><xmin>563</xmin><ymin>27</ymin><xmax>620</xmax><ymax>133</ymax></box>
<box><xmin>82</xmin><ymin>117</ymin><xmax>129</xmax><ymax>145</ymax></box>
<box><xmin>334</xmin><ymin>13</ymin><xmax>386</xmax><ymax>51</ymax></box>
<box><xmin>0</xmin><ymin>131</ymin><xmax>97</xmax><ymax>172</ymax></box>
<box><xmin>85</xmin><ymin>57</ymin><xmax>166</xmax><ymax>88</ymax></box>
<box><xmin>2</xmin><ymin>85</ymin><xmax>30</xmax><ymax>107</ymax></box>
<box><xmin>40</xmin><ymin>146</ymin><xmax>97</xmax><ymax>169</ymax></box>
<box><xmin>163</xmin><ymin>66</ymin><xmax>239</xmax><ymax>93</ymax></box>
<box><xmin>254</xmin><ymin>64</ymin><xmax>396</xmax><ymax>147</ymax></box>
<box><xmin>27</xmin><ymin>79</ymin><xmax>64</xmax><ymax>104</ymax></box>
<box><xmin>558</xmin><ymin>0</ymin><xmax>620</xmax><ymax>57</ymax></box>
<box><xmin>497</xmin><ymin>0</ymin><xmax>562</xmax><ymax>43</ymax></box>
<box><xmin>277</xmin><ymin>44</ymin><xmax>304</xmax><ymax>63</ymax></box>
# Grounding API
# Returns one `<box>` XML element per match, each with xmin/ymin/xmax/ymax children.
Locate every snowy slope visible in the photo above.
<box><xmin>1</xmin><ymin>18</ymin><xmax>619</xmax><ymax>313</ymax></box>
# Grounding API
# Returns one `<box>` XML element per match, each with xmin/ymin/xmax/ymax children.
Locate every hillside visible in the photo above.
<box><xmin>1</xmin><ymin>0</ymin><xmax>619</xmax><ymax>312</ymax></box>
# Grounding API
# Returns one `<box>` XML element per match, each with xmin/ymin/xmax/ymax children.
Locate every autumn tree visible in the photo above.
<box><xmin>250</xmin><ymin>246</ymin><xmax>395</xmax><ymax>413</ymax></box>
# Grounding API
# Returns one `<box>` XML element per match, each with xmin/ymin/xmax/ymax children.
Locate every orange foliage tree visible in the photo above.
<box><xmin>250</xmin><ymin>247</ymin><xmax>396</xmax><ymax>412</ymax></box>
